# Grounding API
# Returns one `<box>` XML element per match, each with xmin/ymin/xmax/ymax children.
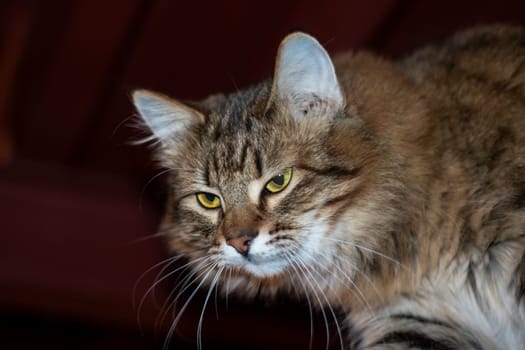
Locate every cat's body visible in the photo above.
<box><xmin>133</xmin><ymin>26</ymin><xmax>525</xmax><ymax>349</ymax></box>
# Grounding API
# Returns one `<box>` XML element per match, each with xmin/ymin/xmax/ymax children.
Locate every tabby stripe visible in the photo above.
<box><xmin>203</xmin><ymin>160</ymin><xmax>210</xmax><ymax>186</ymax></box>
<box><xmin>374</xmin><ymin>331</ymin><xmax>454</xmax><ymax>350</ymax></box>
<box><xmin>322</xmin><ymin>192</ymin><xmax>355</xmax><ymax>209</ymax></box>
<box><xmin>441</xmin><ymin>59</ymin><xmax>517</xmax><ymax>99</ymax></box>
<box><xmin>467</xmin><ymin>262</ymin><xmax>484</xmax><ymax>307</ymax></box>
<box><xmin>212</xmin><ymin>150</ymin><xmax>220</xmax><ymax>175</ymax></box>
<box><xmin>245</xmin><ymin>115</ymin><xmax>253</xmax><ymax>132</ymax></box>
<box><xmin>513</xmin><ymin>188</ymin><xmax>525</xmax><ymax>209</ymax></box>
<box><xmin>290</xmin><ymin>174</ymin><xmax>318</xmax><ymax>195</ymax></box>
<box><xmin>512</xmin><ymin>250</ymin><xmax>525</xmax><ymax>301</ymax></box>
<box><xmin>327</xmin><ymin>198</ymin><xmax>355</xmax><ymax>230</ymax></box>
<box><xmin>212</xmin><ymin>127</ymin><xmax>222</xmax><ymax>141</ymax></box>
<box><xmin>254</xmin><ymin>148</ymin><xmax>263</xmax><ymax>178</ymax></box>
<box><xmin>378</xmin><ymin>314</ymin><xmax>485</xmax><ymax>350</ymax></box>
<box><xmin>268</xmin><ymin>234</ymin><xmax>292</xmax><ymax>243</ymax></box>
<box><xmin>390</xmin><ymin>314</ymin><xmax>456</xmax><ymax>329</ymax></box>
<box><xmin>326</xmin><ymin>185</ymin><xmax>366</xmax><ymax>227</ymax></box>
<box><xmin>390</xmin><ymin>231</ymin><xmax>402</xmax><ymax>265</ymax></box>
<box><xmin>508</xmin><ymin>57</ymin><xmax>525</xmax><ymax>85</ymax></box>
<box><xmin>297</xmin><ymin>164</ymin><xmax>361</xmax><ymax>178</ymax></box>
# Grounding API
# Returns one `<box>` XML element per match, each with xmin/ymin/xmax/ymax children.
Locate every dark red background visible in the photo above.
<box><xmin>1</xmin><ymin>0</ymin><xmax>524</xmax><ymax>349</ymax></box>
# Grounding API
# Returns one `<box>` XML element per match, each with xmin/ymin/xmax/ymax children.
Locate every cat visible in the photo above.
<box><xmin>132</xmin><ymin>25</ymin><xmax>525</xmax><ymax>349</ymax></box>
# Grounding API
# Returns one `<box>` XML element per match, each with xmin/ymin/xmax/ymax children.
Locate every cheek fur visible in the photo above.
<box><xmin>168</xmin><ymin>206</ymin><xmax>219</xmax><ymax>251</ymax></box>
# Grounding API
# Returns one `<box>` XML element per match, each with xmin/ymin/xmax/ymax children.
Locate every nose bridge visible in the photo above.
<box><xmin>222</xmin><ymin>204</ymin><xmax>261</xmax><ymax>240</ymax></box>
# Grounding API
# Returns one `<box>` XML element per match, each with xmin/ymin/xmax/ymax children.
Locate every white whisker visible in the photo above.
<box><xmin>133</xmin><ymin>253</ymin><xmax>184</xmax><ymax>309</ymax></box>
<box><xmin>327</xmin><ymin>237</ymin><xmax>403</xmax><ymax>268</ymax></box>
<box><xmin>213</xmin><ymin>267</ymin><xmax>224</xmax><ymax>321</ymax></box>
<box><xmin>155</xmin><ymin>263</ymin><xmax>202</xmax><ymax>330</ymax></box>
<box><xmin>291</xmin><ymin>253</ymin><xmax>332</xmax><ymax>350</ymax></box>
<box><xmin>128</xmin><ymin>231</ymin><xmax>166</xmax><ymax>244</ymax></box>
<box><xmin>151</xmin><ymin>256</ymin><xmax>213</xmax><ymax>331</ymax></box>
<box><xmin>306</xmin><ymin>248</ymin><xmax>372</xmax><ymax>312</ymax></box>
<box><xmin>283</xmin><ymin>252</ymin><xmax>314</xmax><ymax>350</ymax></box>
<box><xmin>139</xmin><ymin>169</ymin><xmax>177</xmax><ymax>211</ymax></box>
<box><xmin>225</xmin><ymin>268</ymin><xmax>233</xmax><ymax>311</ymax></box>
<box><xmin>163</xmin><ymin>262</ymin><xmax>218</xmax><ymax>350</ymax></box>
<box><xmin>295</xmin><ymin>253</ymin><xmax>345</xmax><ymax>350</ymax></box>
<box><xmin>135</xmin><ymin>255</ymin><xmax>206</xmax><ymax>330</ymax></box>
<box><xmin>197</xmin><ymin>265</ymin><xmax>224</xmax><ymax>350</ymax></box>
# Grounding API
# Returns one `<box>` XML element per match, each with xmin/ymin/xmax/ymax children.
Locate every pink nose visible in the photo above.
<box><xmin>226</xmin><ymin>234</ymin><xmax>255</xmax><ymax>256</ymax></box>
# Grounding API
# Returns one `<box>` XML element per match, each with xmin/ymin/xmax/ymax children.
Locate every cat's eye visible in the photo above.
<box><xmin>265</xmin><ymin>168</ymin><xmax>293</xmax><ymax>193</ymax></box>
<box><xmin>196</xmin><ymin>192</ymin><xmax>221</xmax><ymax>209</ymax></box>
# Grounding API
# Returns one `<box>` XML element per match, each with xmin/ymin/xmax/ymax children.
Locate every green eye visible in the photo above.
<box><xmin>265</xmin><ymin>168</ymin><xmax>293</xmax><ymax>193</ymax></box>
<box><xmin>196</xmin><ymin>192</ymin><xmax>221</xmax><ymax>209</ymax></box>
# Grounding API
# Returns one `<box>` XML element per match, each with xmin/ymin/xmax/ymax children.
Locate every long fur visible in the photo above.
<box><xmin>133</xmin><ymin>26</ymin><xmax>525</xmax><ymax>349</ymax></box>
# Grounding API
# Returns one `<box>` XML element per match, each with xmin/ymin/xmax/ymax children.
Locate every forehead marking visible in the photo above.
<box><xmin>248</xmin><ymin>179</ymin><xmax>263</xmax><ymax>205</ymax></box>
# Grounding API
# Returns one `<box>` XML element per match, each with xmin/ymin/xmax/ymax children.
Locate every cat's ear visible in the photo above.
<box><xmin>132</xmin><ymin>89</ymin><xmax>204</xmax><ymax>144</ymax></box>
<box><xmin>268</xmin><ymin>32</ymin><xmax>344</xmax><ymax>121</ymax></box>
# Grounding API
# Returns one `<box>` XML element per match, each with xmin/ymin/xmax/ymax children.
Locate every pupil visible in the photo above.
<box><xmin>205</xmin><ymin>193</ymin><xmax>216</xmax><ymax>202</ymax></box>
<box><xmin>273</xmin><ymin>174</ymin><xmax>284</xmax><ymax>186</ymax></box>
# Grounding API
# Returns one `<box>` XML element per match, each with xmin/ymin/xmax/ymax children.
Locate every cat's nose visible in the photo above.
<box><xmin>226</xmin><ymin>232</ymin><xmax>257</xmax><ymax>256</ymax></box>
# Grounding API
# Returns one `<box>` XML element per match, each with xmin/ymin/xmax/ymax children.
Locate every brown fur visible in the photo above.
<box><xmin>134</xmin><ymin>26</ymin><xmax>525</xmax><ymax>349</ymax></box>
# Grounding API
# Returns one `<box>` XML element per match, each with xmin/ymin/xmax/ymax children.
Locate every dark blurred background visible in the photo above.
<box><xmin>1</xmin><ymin>0</ymin><xmax>524</xmax><ymax>349</ymax></box>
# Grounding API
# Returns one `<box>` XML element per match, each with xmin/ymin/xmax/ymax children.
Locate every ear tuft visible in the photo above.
<box><xmin>132</xmin><ymin>89</ymin><xmax>204</xmax><ymax>144</ymax></box>
<box><xmin>269</xmin><ymin>33</ymin><xmax>344</xmax><ymax>121</ymax></box>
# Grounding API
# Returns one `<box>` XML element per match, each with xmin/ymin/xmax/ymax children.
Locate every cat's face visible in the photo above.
<box><xmin>158</xmin><ymin>96</ymin><xmax>369</xmax><ymax>279</ymax></box>
<box><xmin>133</xmin><ymin>33</ymin><xmax>391</xmax><ymax>294</ymax></box>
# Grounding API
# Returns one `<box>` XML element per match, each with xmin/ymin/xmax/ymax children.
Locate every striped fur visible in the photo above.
<box><xmin>134</xmin><ymin>26</ymin><xmax>525</xmax><ymax>349</ymax></box>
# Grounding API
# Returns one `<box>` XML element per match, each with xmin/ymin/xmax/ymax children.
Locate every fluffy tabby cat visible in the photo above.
<box><xmin>133</xmin><ymin>26</ymin><xmax>525</xmax><ymax>349</ymax></box>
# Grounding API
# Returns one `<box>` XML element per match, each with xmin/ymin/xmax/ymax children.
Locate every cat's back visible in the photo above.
<box><xmin>410</xmin><ymin>26</ymin><xmax>525</xmax><ymax>349</ymax></box>
<box><xmin>402</xmin><ymin>26</ymin><xmax>525</xmax><ymax>219</ymax></box>
<box><xmin>333</xmin><ymin>25</ymin><xmax>525</xmax><ymax>265</ymax></box>
<box><xmin>401</xmin><ymin>25</ymin><xmax>525</xmax><ymax>155</ymax></box>
<box><xmin>347</xmin><ymin>27</ymin><xmax>525</xmax><ymax>349</ymax></box>
<box><xmin>402</xmin><ymin>25</ymin><xmax>525</xmax><ymax>88</ymax></box>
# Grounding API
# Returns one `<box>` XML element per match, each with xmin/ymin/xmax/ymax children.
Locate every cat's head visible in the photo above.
<box><xmin>132</xmin><ymin>33</ymin><xmax>413</xmax><ymax>301</ymax></box>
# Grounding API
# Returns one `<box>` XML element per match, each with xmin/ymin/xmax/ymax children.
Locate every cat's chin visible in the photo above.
<box><xmin>240</xmin><ymin>258</ymin><xmax>288</xmax><ymax>277</ymax></box>
<box><xmin>221</xmin><ymin>240</ymin><xmax>291</xmax><ymax>277</ymax></box>
<box><xmin>222</xmin><ymin>254</ymin><xmax>289</xmax><ymax>278</ymax></box>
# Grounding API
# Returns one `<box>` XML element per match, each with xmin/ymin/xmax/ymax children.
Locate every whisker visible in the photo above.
<box><xmin>291</xmin><ymin>254</ymin><xmax>332</xmax><ymax>350</ymax></box>
<box><xmin>326</xmin><ymin>237</ymin><xmax>403</xmax><ymax>268</ymax></box>
<box><xmin>225</xmin><ymin>268</ymin><xmax>233</xmax><ymax>311</ymax></box>
<box><xmin>158</xmin><ymin>258</ymin><xmax>215</xmax><ymax>347</ymax></box>
<box><xmin>155</xmin><ymin>263</ymin><xmax>202</xmax><ymax>331</ymax></box>
<box><xmin>295</xmin><ymin>254</ymin><xmax>345</xmax><ymax>350</ymax></box>
<box><xmin>197</xmin><ymin>265</ymin><xmax>224</xmax><ymax>350</ymax></box>
<box><xmin>138</xmin><ymin>256</ymin><xmax>208</xmax><ymax>330</ymax></box>
<box><xmin>308</xmin><ymin>249</ymin><xmax>372</xmax><ymax>313</ymax></box>
<box><xmin>112</xmin><ymin>114</ymin><xmax>137</xmax><ymax>138</ymax></box>
<box><xmin>163</xmin><ymin>262</ymin><xmax>218</xmax><ymax>350</ymax></box>
<box><xmin>128</xmin><ymin>231</ymin><xmax>166</xmax><ymax>245</ymax></box>
<box><xmin>213</xmin><ymin>267</ymin><xmax>224</xmax><ymax>321</ymax></box>
<box><xmin>340</xmin><ymin>258</ymin><xmax>384</xmax><ymax>305</ymax></box>
<box><xmin>134</xmin><ymin>253</ymin><xmax>200</xmax><ymax>331</ymax></box>
<box><xmin>158</xmin><ymin>258</ymin><xmax>218</xmax><ymax>328</ymax></box>
<box><xmin>139</xmin><ymin>168</ymin><xmax>175</xmax><ymax>209</ymax></box>
<box><xmin>133</xmin><ymin>253</ymin><xmax>184</xmax><ymax>309</ymax></box>
<box><xmin>283</xmin><ymin>252</ymin><xmax>314</xmax><ymax>350</ymax></box>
